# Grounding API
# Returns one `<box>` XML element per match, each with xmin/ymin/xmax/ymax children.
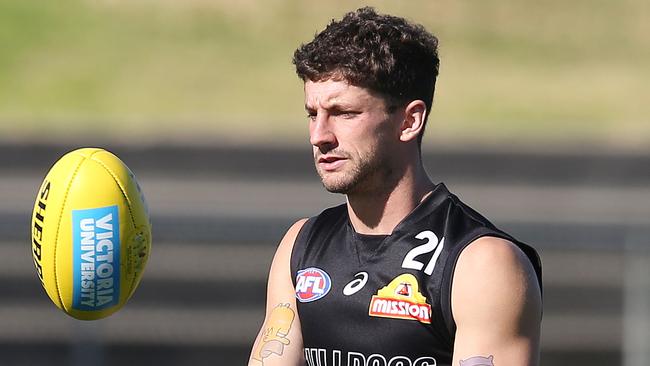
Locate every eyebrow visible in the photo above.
<box><xmin>305</xmin><ymin>101</ymin><xmax>355</xmax><ymax>111</ymax></box>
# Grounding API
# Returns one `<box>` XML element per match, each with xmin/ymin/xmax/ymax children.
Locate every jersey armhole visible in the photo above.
<box><xmin>289</xmin><ymin>203</ymin><xmax>348</xmax><ymax>287</ymax></box>
<box><xmin>289</xmin><ymin>217</ymin><xmax>317</xmax><ymax>287</ymax></box>
<box><xmin>438</xmin><ymin>228</ymin><xmax>542</xmax><ymax>339</ymax></box>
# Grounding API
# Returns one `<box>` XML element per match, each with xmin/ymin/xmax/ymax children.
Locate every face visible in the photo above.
<box><xmin>304</xmin><ymin>79</ymin><xmax>402</xmax><ymax>194</ymax></box>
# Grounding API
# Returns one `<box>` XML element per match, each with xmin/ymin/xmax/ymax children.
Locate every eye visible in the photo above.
<box><xmin>334</xmin><ymin>110</ymin><xmax>360</xmax><ymax>119</ymax></box>
<box><xmin>306</xmin><ymin>110</ymin><xmax>317</xmax><ymax>121</ymax></box>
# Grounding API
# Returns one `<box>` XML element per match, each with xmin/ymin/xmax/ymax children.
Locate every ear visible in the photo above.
<box><xmin>399</xmin><ymin>100</ymin><xmax>427</xmax><ymax>142</ymax></box>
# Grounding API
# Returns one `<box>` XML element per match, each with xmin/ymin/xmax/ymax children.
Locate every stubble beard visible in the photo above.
<box><xmin>316</xmin><ymin>147</ymin><xmax>389</xmax><ymax>195</ymax></box>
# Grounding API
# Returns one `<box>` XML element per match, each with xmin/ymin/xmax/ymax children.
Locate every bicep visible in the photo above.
<box><xmin>451</xmin><ymin>237</ymin><xmax>542</xmax><ymax>366</ymax></box>
<box><xmin>249</xmin><ymin>219</ymin><xmax>307</xmax><ymax>366</ymax></box>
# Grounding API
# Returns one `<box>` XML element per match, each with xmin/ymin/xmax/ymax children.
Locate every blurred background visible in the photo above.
<box><xmin>1</xmin><ymin>0</ymin><xmax>648</xmax><ymax>365</ymax></box>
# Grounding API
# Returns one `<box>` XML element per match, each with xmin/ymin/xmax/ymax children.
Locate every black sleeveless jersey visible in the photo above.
<box><xmin>290</xmin><ymin>183</ymin><xmax>542</xmax><ymax>366</ymax></box>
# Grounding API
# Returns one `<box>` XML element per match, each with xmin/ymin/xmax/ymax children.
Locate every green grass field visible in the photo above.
<box><xmin>0</xmin><ymin>0</ymin><xmax>648</xmax><ymax>149</ymax></box>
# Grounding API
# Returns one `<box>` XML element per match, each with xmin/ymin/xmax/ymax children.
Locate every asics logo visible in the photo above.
<box><xmin>343</xmin><ymin>272</ymin><xmax>368</xmax><ymax>296</ymax></box>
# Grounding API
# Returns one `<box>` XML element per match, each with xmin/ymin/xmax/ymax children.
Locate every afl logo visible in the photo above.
<box><xmin>295</xmin><ymin>267</ymin><xmax>331</xmax><ymax>303</ymax></box>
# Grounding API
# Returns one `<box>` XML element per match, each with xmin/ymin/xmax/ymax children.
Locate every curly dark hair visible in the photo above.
<box><xmin>293</xmin><ymin>7</ymin><xmax>440</xmax><ymax>141</ymax></box>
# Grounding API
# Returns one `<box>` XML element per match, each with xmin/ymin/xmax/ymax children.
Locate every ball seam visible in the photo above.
<box><xmin>53</xmin><ymin>156</ymin><xmax>86</xmax><ymax>313</ymax></box>
<box><xmin>89</xmin><ymin>157</ymin><xmax>137</xmax><ymax>229</ymax></box>
<box><xmin>89</xmin><ymin>156</ymin><xmax>141</xmax><ymax>298</ymax></box>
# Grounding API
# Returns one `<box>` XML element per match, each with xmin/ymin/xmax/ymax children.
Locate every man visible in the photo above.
<box><xmin>249</xmin><ymin>7</ymin><xmax>542</xmax><ymax>366</ymax></box>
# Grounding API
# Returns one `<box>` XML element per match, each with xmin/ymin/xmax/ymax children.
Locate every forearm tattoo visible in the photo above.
<box><xmin>460</xmin><ymin>355</ymin><xmax>495</xmax><ymax>366</ymax></box>
<box><xmin>252</xmin><ymin>303</ymin><xmax>295</xmax><ymax>364</ymax></box>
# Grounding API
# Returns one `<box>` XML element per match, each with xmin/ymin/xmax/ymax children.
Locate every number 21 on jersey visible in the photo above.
<box><xmin>401</xmin><ymin>230</ymin><xmax>445</xmax><ymax>276</ymax></box>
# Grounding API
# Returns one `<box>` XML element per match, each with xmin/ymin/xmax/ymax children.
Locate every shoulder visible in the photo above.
<box><xmin>266</xmin><ymin>219</ymin><xmax>309</xmax><ymax>302</ymax></box>
<box><xmin>291</xmin><ymin>203</ymin><xmax>347</xmax><ymax>243</ymax></box>
<box><xmin>451</xmin><ymin>236</ymin><xmax>542</xmax><ymax>326</ymax></box>
<box><xmin>276</xmin><ymin>218</ymin><xmax>309</xmax><ymax>255</ymax></box>
<box><xmin>287</xmin><ymin>218</ymin><xmax>309</xmax><ymax>237</ymax></box>
<box><xmin>456</xmin><ymin>236</ymin><xmax>532</xmax><ymax>273</ymax></box>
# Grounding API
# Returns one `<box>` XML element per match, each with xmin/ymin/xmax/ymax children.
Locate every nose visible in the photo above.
<box><xmin>309</xmin><ymin>114</ymin><xmax>337</xmax><ymax>151</ymax></box>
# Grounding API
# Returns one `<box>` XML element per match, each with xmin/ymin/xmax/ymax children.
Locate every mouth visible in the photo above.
<box><xmin>317</xmin><ymin>155</ymin><xmax>347</xmax><ymax>172</ymax></box>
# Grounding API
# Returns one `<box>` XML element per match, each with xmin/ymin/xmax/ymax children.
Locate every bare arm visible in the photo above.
<box><xmin>248</xmin><ymin>219</ymin><xmax>307</xmax><ymax>366</ymax></box>
<box><xmin>451</xmin><ymin>237</ymin><xmax>542</xmax><ymax>366</ymax></box>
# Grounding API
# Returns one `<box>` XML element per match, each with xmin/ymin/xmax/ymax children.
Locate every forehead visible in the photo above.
<box><xmin>304</xmin><ymin>79</ymin><xmax>381</xmax><ymax>108</ymax></box>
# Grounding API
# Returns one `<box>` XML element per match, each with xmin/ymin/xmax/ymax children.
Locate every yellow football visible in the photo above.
<box><xmin>31</xmin><ymin>147</ymin><xmax>151</xmax><ymax>320</ymax></box>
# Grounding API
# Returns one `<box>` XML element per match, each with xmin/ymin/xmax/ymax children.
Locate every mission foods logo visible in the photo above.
<box><xmin>295</xmin><ymin>267</ymin><xmax>331</xmax><ymax>302</ymax></box>
<box><xmin>368</xmin><ymin>273</ymin><xmax>431</xmax><ymax>324</ymax></box>
<box><xmin>72</xmin><ymin>205</ymin><xmax>120</xmax><ymax>311</ymax></box>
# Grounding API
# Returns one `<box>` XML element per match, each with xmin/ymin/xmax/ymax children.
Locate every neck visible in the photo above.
<box><xmin>346</xmin><ymin>162</ymin><xmax>434</xmax><ymax>235</ymax></box>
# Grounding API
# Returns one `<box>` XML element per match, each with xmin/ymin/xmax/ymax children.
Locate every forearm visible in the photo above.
<box><xmin>249</xmin><ymin>303</ymin><xmax>304</xmax><ymax>365</ymax></box>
